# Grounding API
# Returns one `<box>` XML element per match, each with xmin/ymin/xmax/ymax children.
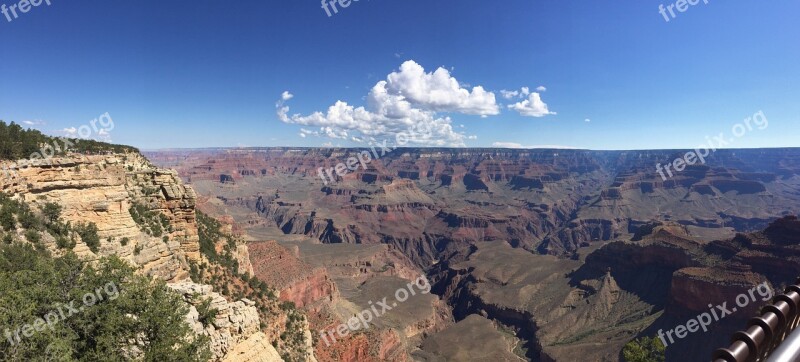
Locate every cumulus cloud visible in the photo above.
<box><xmin>536</xmin><ymin>86</ymin><xmax>547</xmax><ymax>92</ymax></box>
<box><xmin>491</xmin><ymin>142</ymin><xmax>577</xmax><ymax>149</ymax></box>
<box><xmin>508</xmin><ymin>93</ymin><xmax>556</xmax><ymax>117</ymax></box>
<box><xmin>585</xmin><ymin>118</ymin><xmax>591</xmax><ymax>122</ymax></box>
<box><xmin>277</xmin><ymin>60</ymin><xmax>501</xmax><ymax>146</ymax></box>
<box><xmin>281</xmin><ymin>91</ymin><xmax>294</xmax><ymax>101</ymax></box>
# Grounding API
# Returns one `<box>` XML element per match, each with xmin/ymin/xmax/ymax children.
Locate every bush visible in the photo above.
<box><xmin>75</xmin><ymin>222</ymin><xmax>101</xmax><ymax>253</ymax></box>
<box><xmin>24</xmin><ymin>229</ymin><xmax>40</xmax><ymax>244</ymax></box>
<box><xmin>195</xmin><ymin>296</ymin><xmax>219</xmax><ymax>327</ymax></box>
<box><xmin>55</xmin><ymin>235</ymin><xmax>75</xmax><ymax>249</ymax></box>
<box><xmin>17</xmin><ymin>208</ymin><xmax>39</xmax><ymax>230</ymax></box>
<box><xmin>129</xmin><ymin>203</ymin><xmax>169</xmax><ymax>237</ymax></box>
<box><xmin>0</xmin><ymin>206</ymin><xmax>14</xmax><ymax>231</ymax></box>
<box><xmin>0</xmin><ymin>244</ymin><xmax>211</xmax><ymax>361</ymax></box>
<box><xmin>623</xmin><ymin>336</ymin><xmax>665</xmax><ymax>362</ymax></box>
<box><xmin>41</xmin><ymin>202</ymin><xmax>62</xmax><ymax>225</ymax></box>
<box><xmin>120</xmin><ymin>237</ymin><xmax>130</xmax><ymax>246</ymax></box>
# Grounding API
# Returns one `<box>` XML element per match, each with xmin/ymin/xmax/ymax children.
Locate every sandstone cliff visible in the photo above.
<box><xmin>0</xmin><ymin>152</ymin><xmax>287</xmax><ymax>362</ymax></box>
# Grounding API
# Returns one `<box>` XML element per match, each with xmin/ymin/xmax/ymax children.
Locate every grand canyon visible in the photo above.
<box><xmin>140</xmin><ymin>146</ymin><xmax>800</xmax><ymax>361</ymax></box>
<box><xmin>3</xmin><ymin>2</ymin><xmax>797</xmax><ymax>361</ymax></box>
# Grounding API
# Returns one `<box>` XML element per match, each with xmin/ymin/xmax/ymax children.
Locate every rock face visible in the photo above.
<box><xmin>1</xmin><ymin>153</ymin><xmax>199</xmax><ymax>281</ymax></box>
<box><xmin>248</xmin><ymin>240</ymin><xmax>337</xmax><ymax>310</ymax></box>
<box><xmin>170</xmin><ymin>282</ymin><xmax>281</xmax><ymax>361</ymax></box>
<box><xmin>0</xmin><ymin>152</ymin><xmax>288</xmax><ymax>362</ymax></box>
<box><xmin>222</xmin><ymin>332</ymin><xmax>283</xmax><ymax>362</ymax></box>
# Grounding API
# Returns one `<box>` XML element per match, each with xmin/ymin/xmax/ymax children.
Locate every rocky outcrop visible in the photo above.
<box><xmin>0</xmin><ymin>152</ymin><xmax>291</xmax><ymax>362</ymax></box>
<box><xmin>170</xmin><ymin>282</ymin><xmax>278</xmax><ymax>361</ymax></box>
<box><xmin>222</xmin><ymin>332</ymin><xmax>283</xmax><ymax>362</ymax></box>
<box><xmin>0</xmin><ymin>153</ymin><xmax>197</xmax><ymax>281</ymax></box>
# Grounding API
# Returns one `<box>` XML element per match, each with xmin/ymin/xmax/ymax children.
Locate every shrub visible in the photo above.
<box><xmin>17</xmin><ymin>209</ymin><xmax>39</xmax><ymax>230</ymax></box>
<box><xmin>55</xmin><ymin>235</ymin><xmax>75</xmax><ymax>249</ymax></box>
<box><xmin>623</xmin><ymin>336</ymin><xmax>665</xmax><ymax>362</ymax></box>
<box><xmin>41</xmin><ymin>202</ymin><xmax>62</xmax><ymax>225</ymax></box>
<box><xmin>120</xmin><ymin>237</ymin><xmax>130</xmax><ymax>246</ymax></box>
<box><xmin>0</xmin><ymin>207</ymin><xmax>14</xmax><ymax>231</ymax></box>
<box><xmin>24</xmin><ymin>230</ymin><xmax>40</xmax><ymax>244</ymax></box>
<box><xmin>0</xmin><ymin>244</ymin><xmax>211</xmax><ymax>360</ymax></box>
<box><xmin>195</xmin><ymin>297</ymin><xmax>219</xmax><ymax>327</ymax></box>
<box><xmin>75</xmin><ymin>222</ymin><xmax>101</xmax><ymax>253</ymax></box>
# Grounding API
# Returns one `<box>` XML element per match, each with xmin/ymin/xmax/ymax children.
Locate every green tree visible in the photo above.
<box><xmin>41</xmin><ymin>202</ymin><xmax>63</xmax><ymax>225</ymax></box>
<box><xmin>75</xmin><ymin>222</ymin><xmax>101</xmax><ymax>253</ymax></box>
<box><xmin>0</xmin><ymin>243</ymin><xmax>210</xmax><ymax>361</ymax></box>
<box><xmin>0</xmin><ymin>206</ymin><xmax>14</xmax><ymax>231</ymax></box>
<box><xmin>623</xmin><ymin>336</ymin><xmax>666</xmax><ymax>362</ymax></box>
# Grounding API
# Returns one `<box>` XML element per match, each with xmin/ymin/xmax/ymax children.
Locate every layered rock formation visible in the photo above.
<box><xmin>144</xmin><ymin>147</ymin><xmax>800</xmax><ymax>361</ymax></box>
<box><xmin>147</xmin><ymin>147</ymin><xmax>800</xmax><ymax>261</ymax></box>
<box><xmin>0</xmin><ymin>152</ymin><xmax>293</xmax><ymax>362</ymax></box>
<box><xmin>170</xmin><ymin>282</ymin><xmax>281</xmax><ymax>361</ymax></box>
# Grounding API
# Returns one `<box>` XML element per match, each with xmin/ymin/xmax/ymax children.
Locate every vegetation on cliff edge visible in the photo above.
<box><xmin>191</xmin><ymin>210</ymin><xmax>311</xmax><ymax>362</ymax></box>
<box><xmin>0</xmin><ymin>120</ymin><xmax>138</xmax><ymax>162</ymax></box>
<box><xmin>0</xmin><ymin>243</ymin><xmax>210</xmax><ymax>361</ymax></box>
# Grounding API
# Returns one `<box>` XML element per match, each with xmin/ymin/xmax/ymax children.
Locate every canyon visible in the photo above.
<box><xmin>141</xmin><ymin>146</ymin><xmax>800</xmax><ymax>361</ymax></box>
<box><xmin>0</xmin><ymin>152</ymin><xmax>315</xmax><ymax>362</ymax></box>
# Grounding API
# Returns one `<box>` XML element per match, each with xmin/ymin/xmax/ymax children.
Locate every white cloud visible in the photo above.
<box><xmin>277</xmin><ymin>60</ymin><xmax>501</xmax><ymax>146</ymax></box>
<box><xmin>22</xmin><ymin>120</ymin><xmax>46</xmax><ymax>126</ymax></box>
<box><xmin>382</xmin><ymin>61</ymin><xmax>499</xmax><ymax>115</ymax></box>
<box><xmin>508</xmin><ymin>93</ymin><xmax>556</xmax><ymax>117</ymax></box>
<box><xmin>500</xmin><ymin>90</ymin><xmax>519</xmax><ymax>99</ymax></box>
<box><xmin>585</xmin><ymin>118</ymin><xmax>591</xmax><ymax>122</ymax></box>
<box><xmin>536</xmin><ymin>86</ymin><xmax>547</xmax><ymax>92</ymax></box>
<box><xmin>281</xmin><ymin>91</ymin><xmax>294</xmax><ymax>101</ymax></box>
<box><xmin>491</xmin><ymin>142</ymin><xmax>577</xmax><ymax>149</ymax></box>
<box><xmin>56</xmin><ymin>126</ymin><xmax>112</xmax><ymax>142</ymax></box>
<box><xmin>521</xmin><ymin>87</ymin><xmax>530</xmax><ymax>96</ymax></box>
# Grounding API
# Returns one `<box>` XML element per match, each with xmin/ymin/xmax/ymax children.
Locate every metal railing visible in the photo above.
<box><xmin>712</xmin><ymin>278</ymin><xmax>800</xmax><ymax>362</ymax></box>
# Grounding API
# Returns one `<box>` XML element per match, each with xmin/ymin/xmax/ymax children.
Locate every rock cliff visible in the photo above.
<box><xmin>0</xmin><ymin>152</ymin><xmax>288</xmax><ymax>362</ymax></box>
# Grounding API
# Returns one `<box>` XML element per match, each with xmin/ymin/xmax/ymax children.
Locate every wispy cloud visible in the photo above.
<box><xmin>492</xmin><ymin>142</ymin><xmax>577</xmax><ymax>149</ymax></box>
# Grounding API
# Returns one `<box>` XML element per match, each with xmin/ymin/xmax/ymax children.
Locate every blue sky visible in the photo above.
<box><xmin>0</xmin><ymin>0</ymin><xmax>797</xmax><ymax>150</ymax></box>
